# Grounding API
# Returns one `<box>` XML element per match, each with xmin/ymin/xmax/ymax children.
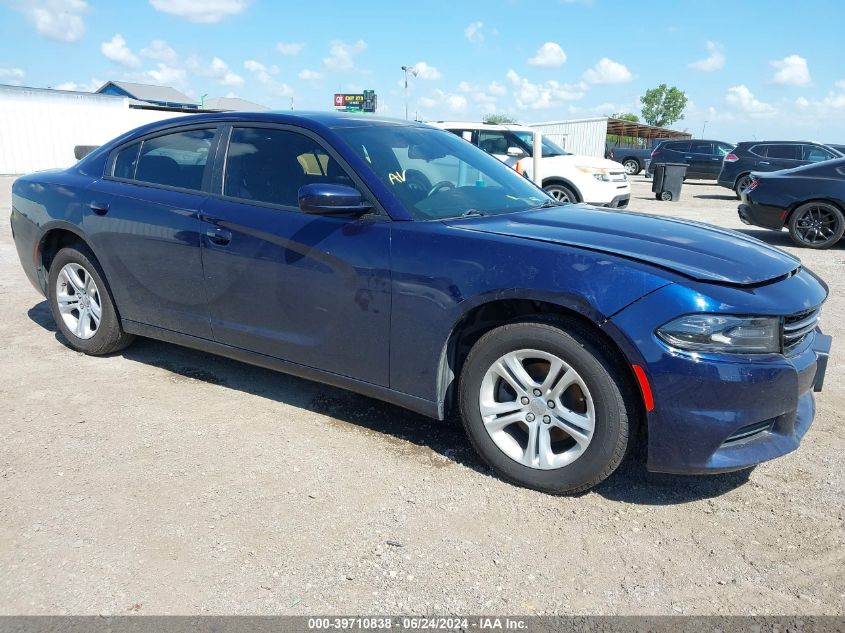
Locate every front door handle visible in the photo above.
<box><xmin>205</xmin><ymin>226</ymin><xmax>232</xmax><ymax>246</ymax></box>
<box><xmin>759</xmin><ymin>161</ymin><xmax>770</xmax><ymax>165</ymax></box>
<box><xmin>684</xmin><ymin>155</ymin><xmax>693</xmax><ymax>159</ymax></box>
<box><xmin>89</xmin><ymin>201</ymin><xmax>110</xmax><ymax>215</ymax></box>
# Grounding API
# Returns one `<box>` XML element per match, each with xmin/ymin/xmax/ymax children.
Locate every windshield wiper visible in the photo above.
<box><xmin>461</xmin><ymin>209</ymin><xmax>487</xmax><ymax>217</ymax></box>
<box><xmin>533</xmin><ymin>199</ymin><xmax>565</xmax><ymax>209</ymax></box>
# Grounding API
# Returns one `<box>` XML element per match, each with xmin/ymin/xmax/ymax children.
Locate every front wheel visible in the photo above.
<box><xmin>787</xmin><ymin>202</ymin><xmax>845</xmax><ymax>249</ymax></box>
<box><xmin>459</xmin><ymin>320</ymin><xmax>633</xmax><ymax>494</ymax></box>
<box><xmin>622</xmin><ymin>159</ymin><xmax>640</xmax><ymax>175</ymax></box>
<box><xmin>543</xmin><ymin>183</ymin><xmax>578</xmax><ymax>204</ymax></box>
<box><xmin>47</xmin><ymin>245</ymin><xmax>135</xmax><ymax>355</ymax></box>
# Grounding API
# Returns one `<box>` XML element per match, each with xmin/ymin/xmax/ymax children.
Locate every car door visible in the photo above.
<box><xmin>684</xmin><ymin>141</ymin><xmax>714</xmax><ymax>178</ymax></box>
<box><xmin>84</xmin><ymin>125</ymin><xmax>220</xmax><ymax>338</ymax></box>
<box><xmin>759</xmin><ymin>144</ymin><xmax>803</xmax><ymax>172</ymax></box>
<box><xmin>198</xmin><ymin>124</ymin><xmax>391</xmax><ymax>386</ymax></box>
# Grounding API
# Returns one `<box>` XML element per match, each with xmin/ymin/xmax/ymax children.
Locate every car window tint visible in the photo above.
<box><xmin>765</xmin><ymin>144</ymin><xmax>801</xmax><ymax>160</ymax></box>
<box><xmin>715</xmin><ymin>143</ymin><xmax>734</xmax><ymax>156</ymax></box>
<box><xmin>478</xmin><ymin>131</ymin><xmax>510</xmax><ymax>155</ymax></box>
<box><xmin>749</xmin><ymin>145</ymin><xmax>767</xmax><ymax>157</ymax></box>
<box><xmin>689</xmin><ymin>142</ymin><xmax>713</xmax><ymax>154</ymax></box>
<box><xmin>113</xmin><ymin>143</ymin><xmax>140</xmax><ymax>179</ymax></box>
<box><xmin>224</xmin><ymin>127</ymin><xmax>353</xmax><ymax>207</ymax></box>
<box><xmin>802</xmin><ymin>145</ymin><xmax>834</xmax><ymax>162</ymax></box>
<box><xmin>667</xmin><ymin>141</ymin><xmax>690</xmax><ymax>152</ymax></box>
<box><xmin>135</xmin><ymin>129</ymin><xmax>215</xmax><ymax>190</ymax></box>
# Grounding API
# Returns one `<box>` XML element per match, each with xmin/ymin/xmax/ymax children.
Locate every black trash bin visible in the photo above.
<box><xmin>651</xmin><ymin>163</ymin><xmax>687</xmax><ymax>201</ymax></box>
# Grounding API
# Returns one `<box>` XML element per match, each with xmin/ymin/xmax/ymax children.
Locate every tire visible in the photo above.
<box><xmin>543</xmin><ymin>183</ymin><xmax>578</xmax><ymax>204</ymax></box>
<box><xmin>787</xmin><ymin>201</ymin><xmax>845</xmax><ymax>250</ymax></box>
<box><xmin>622</xmin><ymin>159</ymin><xmax>640</xmax><ymax>176</ymax></box>
<box><xmin>734</xmin><ymin>174</ymin><xmax>753</xmax><ymax>199</ymax></box>
<box><xmin>47</xmin><ymin>244</ymin><xmax>135</xmax><ymax>355</ymax></box>
<box><xmin>660</xmin><ymin>191</ymin><xmax>673</xmax><ymax>201</ymax></box>
<box><xmin>458</xmin><ymin>319</ymin><xmax>634</xmax><ymax>494</ymax></box>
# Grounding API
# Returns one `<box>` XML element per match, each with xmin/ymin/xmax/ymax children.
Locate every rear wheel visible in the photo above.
<box><xmin>543</xmin><ymin>183</ymin><xmax>578</xmax><ymax>204</ymax></box>
<box><xmin>734</xmin><ymin>174</ymin><xmax>753</xmax><ymax>199</ymax></box>
<box><xmin>622</xmin><ymin>159</ymin><xmax>640</xmax><ymax>175</ymax></box>
<box><xmin>459</xmin><ymin>320</ymin><xmax>633</xmax><ymax>494</ymax></box>
<box><xmin>787</xmin><ymin>201</ymin><xmax>845</xmax><ymax>249</ymax></box>
<box><xmin>47</xmin><ymin>245</ymin><xmax>135</xmax><ymax>355</ymax></box>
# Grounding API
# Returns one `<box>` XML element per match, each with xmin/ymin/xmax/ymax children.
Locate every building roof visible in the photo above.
<box><xmin>203</xmin><ymin>96</ymin><xmax>270</xmax><ymax>112</ymax></box>
<box><xmin>530</xmin><ymin>116</ymin><xmax>690</xmax><ymax>142</ymax></box>
<box><xmin>96</xmin><ymin>81</ymin><xmax>198</xmax><ymax>106</ymax></box>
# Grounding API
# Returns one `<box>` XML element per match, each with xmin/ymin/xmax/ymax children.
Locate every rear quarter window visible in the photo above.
<box><xmin>133</xmin><ymin>128</ymin><xmax>216</xmax><ymax>191</ymax></box>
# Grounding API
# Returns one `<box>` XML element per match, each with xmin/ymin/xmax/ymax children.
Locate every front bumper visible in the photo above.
<box><xmin>606</xmin><ymin>276</ymin><xmax>830</xmax><ymax>474</ymax></box>
<box><xmin>595</xmin><ymin>194</ymin><xmax>630</xmax><ymax>209</ymax></box>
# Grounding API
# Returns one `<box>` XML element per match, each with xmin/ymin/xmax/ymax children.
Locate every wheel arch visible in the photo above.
<box><xmin>36</xmin><ymin>223</ymin><xmax>93</xmax><ymax>294</ymax></box>
<box><xmin>435</xmin><ymin>297</ymin><xmax>645</xmax><ymax>423</ymax></box>
<box><xmin>785</xmin><ymin>197</ymin><xmax>845</xmax><ymax>224</ymax></box>
<box><xmin>541</xmin><ymin>178</ymin><xmax>583</xmax><ymax>202</ymax></box>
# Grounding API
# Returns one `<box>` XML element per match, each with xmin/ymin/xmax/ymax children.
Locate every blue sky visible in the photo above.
<box><xmin>2</xmin><ymin>0</ymin><xmax>844</xmax><ymax>142</ymax></box>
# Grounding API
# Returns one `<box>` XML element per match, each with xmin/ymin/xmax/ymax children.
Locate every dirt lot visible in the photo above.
<box><xmin>0</xmin><ymin>175</ymin><xmax>843</xmax><ymax>615</ymax></box>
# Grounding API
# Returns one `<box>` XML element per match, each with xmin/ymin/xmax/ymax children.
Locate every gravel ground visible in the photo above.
<box><xmin>0</xmin><ymin>175</ymin><xmax>843</xmax><ymax>615</ymax></box>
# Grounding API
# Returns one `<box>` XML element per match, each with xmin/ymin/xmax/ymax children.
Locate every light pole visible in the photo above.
<box><xmin>701</xmin><ymin>120</ymin><xmax>708</xmax><ymax>138</ymax></box>
<box><xmin>401</xmin><ymin>65</ymin><xmax>417</xmax><ymax>120</ymax></box>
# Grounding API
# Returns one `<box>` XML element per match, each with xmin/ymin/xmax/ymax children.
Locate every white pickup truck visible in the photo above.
<box><xmin>432</xmin><ymin>121</ymin><xmax>631</xmax><ymax>208</ymax></box>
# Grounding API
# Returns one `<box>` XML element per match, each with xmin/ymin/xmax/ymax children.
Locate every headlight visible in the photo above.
<box><xmin>656</xmin><ymin>314</ymin><xmax>780</xmax><ymax>354</ymax></box>
<box><xmin>576</xmin><ymin>166</ymin><xmax>611</xmax><ymax>182</ymax></box>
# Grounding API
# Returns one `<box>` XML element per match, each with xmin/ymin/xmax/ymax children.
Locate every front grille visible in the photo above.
<box><xmin>609</xmin><ymin>171</ymin><xmax>627</xmax><ymax>182</ymax></box>
<box><xmin>723</xmin><ymin>419</ymin><xmax>775</xmax><ymax>446</ymax></box>
<box><xmin>783</xmin><ymin>307</ymin><xmax>821</xmax><ymax>355</ymax></box>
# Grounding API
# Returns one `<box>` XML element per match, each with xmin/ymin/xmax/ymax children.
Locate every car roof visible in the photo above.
<box><xmin>431</xmin><ymin>121</ymin><xmax>532</xmax><ymax>132</ymax></box>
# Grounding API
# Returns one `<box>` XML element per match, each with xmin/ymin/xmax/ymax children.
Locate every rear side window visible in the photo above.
<box><xmin>113</xmin><ymin>143</ymin><xmax>140</xmax><ymax>179</ymax></box>
<box><xmin>764</xmin><ymin>144</ymin><xmax>801</xmax><ymax>160</ymax></box>
<box><xmin>666</xmin><ymin>141</ymin><xmax>690</xmax><ymax>152</ymax></box>
<box><xmin>689</xmin><ymin>142</ymin><xmax>714</xmax><ymax>154</ymax></box>
<box><xmin>803</xmin><ymin>145</ymin><xmax>835</xmax><ymax>162</ymax></box>
<box><xmin>224</xmin><ymin>127</ymin><xmax>353</xmax><ymax>208</ymax></box>
<box><xmin>134</xmin><ymin>129</ymin><xmax>216</xmax><ymax>191</ymax></box>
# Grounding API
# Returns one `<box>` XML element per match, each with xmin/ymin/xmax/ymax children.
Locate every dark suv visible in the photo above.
<box><xmin>647</xmin><ymin>139</ymin><xmax>735</xmax><ymax>180</ymax></box>
<box><xmin>718</xmin><ymin>141</ymin><xmax>844</xmax><ymax>197</ymax></box>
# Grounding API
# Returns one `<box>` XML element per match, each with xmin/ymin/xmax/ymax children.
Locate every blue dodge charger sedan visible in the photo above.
<box><xmin>10</xmin><ymin>112</ymin><xmax>832</xmax><ymax>494</ymax></box>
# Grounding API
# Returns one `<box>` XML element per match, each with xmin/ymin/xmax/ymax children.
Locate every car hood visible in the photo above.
<box><xmin>444</xmin><ymin>205</ymin><xmax>800</xmax><ymax>285</ymax></box>
<box><xmin>544</xmin><ymin>155</ymin><xmax>624</xmax><ymax>171</ymax></box>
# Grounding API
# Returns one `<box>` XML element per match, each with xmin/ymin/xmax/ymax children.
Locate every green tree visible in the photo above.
<box><xmin>640</xmin><ymin>84</ymin><xmax>688</xmax><ymax>128</ymax></box>
<box><xmin>611</xmin><ymin>112</ymin><xmax>639</xmax><ymax>122</ymax></box>
<box><xmin>484</xmin><ymin>113</ymin><xmax>517</xmax><ymax>124</ymax></box>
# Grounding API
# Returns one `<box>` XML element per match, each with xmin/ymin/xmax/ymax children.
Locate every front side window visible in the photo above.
<box><xmin>802</xmin><ymin>145</ymin><xmax>834</xmax><ymax>162</ymax></box>
<box><xmin>134</xmin><ymin>129</ymin><xmax>215</xmax><ymax>191</ymax></box>
<box><xmin>224</xmin><ymin>127</ymin><xmax>353</xmax><ymax>207</ymax></box>
<box><xmin>334</xmin><ymin>125</ymin><xmax>549</xmax><ymax>220</ymax></box>
<box><xmin>715</xmin><ymin>143</ymin><xmax>734</xmax><ymax>157</ymax></box>
<box><xmin>510</xmin><ymin>131</ymin><xmax>569</xmax><ymax>157</ymax></box>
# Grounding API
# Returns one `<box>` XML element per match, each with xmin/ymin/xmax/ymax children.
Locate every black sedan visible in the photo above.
<box><xmin>739</xmin><ymin>157</ymin><xmax>845</xmax><ymax>249</ymax></box>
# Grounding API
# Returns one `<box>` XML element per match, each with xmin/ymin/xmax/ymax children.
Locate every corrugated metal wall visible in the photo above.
<box><xmin>528</xmin><ymin>118</ymin><xmax>609</xmax><ymax>158</ymax></box>
<box><xmin>0</xmin><ymin>86</ymin><xmax>183</xmax><ymax>174</ymax></box>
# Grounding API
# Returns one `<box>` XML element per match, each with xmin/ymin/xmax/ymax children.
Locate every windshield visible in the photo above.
<box><xmin>511</xmin><ymin>131</ymin><xmax>570</xmax><ymax>157</ymax></box>
<box><xmin>334</xmin><ymin>125</ymin><xmax>552</xmax><ymax>220</ymax></box>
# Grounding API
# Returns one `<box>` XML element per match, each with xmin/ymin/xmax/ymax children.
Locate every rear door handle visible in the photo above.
<box><xmin>205</xmin><ymin>226</ymin><xmax>232</xmax><ymax>246</ymax></box>
<box><xmin>684</xmin><ymin>156</ymin><xmax>693</xmax><ymax>159</ymax></box>
<box><xmin>89</xmin><ymin>201</ymin><xmax>109</xmax><ymax>215</ymax></box>
<box><xmin>759</xmin><ymin>161</ymin><xmax>770</xmax><ymax>165</ymax></box>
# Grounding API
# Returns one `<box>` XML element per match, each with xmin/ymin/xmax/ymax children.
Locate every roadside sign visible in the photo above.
<box><xmin>334</xmin><ymin>91</ymin><xmax>377</xmax><ymax>113</ymax></box>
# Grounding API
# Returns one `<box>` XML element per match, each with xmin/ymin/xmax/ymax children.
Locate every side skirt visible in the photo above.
<box><xmin>122</xmin><ymin>320</ymin><xmax>441</xmax><ymax>420</ymax></box>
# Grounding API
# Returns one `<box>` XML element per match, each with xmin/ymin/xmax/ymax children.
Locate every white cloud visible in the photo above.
<box><xmin>53</xmin><ymin>78</ymin><xmax>103</xmax><ymax>92</ymax></box>
<box><xmin>298</xmin><ymin>69</ymin><xmax>322</xmax><ymax>80</ymax></box>
<box><xmin>185</xmin><ymin>56</ymin><xmax>243</xmax><ymax>86</ymax></box>
<box><xmin>244</xmin><ymin>59</ymin><xmax>292</xmax><ymax>96</ymax></box>
<box><xmin>148</xmin><ymin>0</ymin><xmax>249</xmax><ymax>23</ymax></box>
<box><xmin>689</xmin><ymin>41</ymin><xmax>725</xmax><ymax>72</ymax></box>
<box><xmin>583</xmin><ymin>57</ymin><xmax>633</xmax><ymax>84</ymax></box>
<box><xmin>506</xmin><ymin>69</ymin><xmax>586</xmax><ymax>110</ymax></box>
<box><xmin>464</xmin><ymin>21</ymin><xmax>484</xmax><ymax>43</ymax></box>
<box><xmin>771</xmin><ymin>54</ymin><xmax>811</xmax><ymax>86</ymax></box>
<box><xmin>21</xmin><ymin>0</ymin><xmax>88</xmax><ymax>43</ymax></box>
<box><xmin>323</xmin><ymin>40</ymin><xmax>367</xmax><ymax>71</ymax></box>
<box><xmin>487</xmin><ymin>81</ymin><xmax>507</xmax><ymax>97</ymax></box>
<box><xmin>725</xmin><ymin>84</ymin><xmax>776</xmax><ymax>117</ymax></box>
<box><xmin>145</xmin><ymin>63</ymin><xmax>187</xmax><ymax>87</ymax></box>
<box><xmin>412</xmin><ymin>61</ymin><xmax>442</xmax><ymax>80</ymax></box>
<box><xmin>796</xmin><ymin>96</ymin><xmax>810</xmax><ymax>108</ymax></box>
<box><xmin>418</xmin><ymin>89</ymin><xmax>468</xmax><ymax>114</ymax></box>
<box><xmin>101</xmin><ymin>34</ymin><xmax>141</xmax><ymax>68</ymax></box>
<box><xmin>140</xmin><ymin>39</ymin><xmax>178</xmax><ymax>64</ymax></box>
<box><xmin>276</xmin><ymin>42</ymin><xmax>304</xmax><ymax>56</ymax></box>
<box><xmin>0</xmin><ymin>67</ymin><xmax>25</xmax><ymax>85</ymax></box>
<box><xmin>528</xmin><ymin>42</ymin><xmax>567</xmax><ymax>67</ymax></box>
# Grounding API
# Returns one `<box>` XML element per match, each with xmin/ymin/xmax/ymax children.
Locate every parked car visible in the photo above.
<box><xmin>739</xmin><ymin>157</ymin><xmax>845</xmax><ymax>249</ymax></box>
<box><xmin>11</xmin><ymin>112</ymin><xmax>831</xmax><ymax>494</ymax></box>
<box><xmin>607</xmin><ymin>146</ymin><xmax>651</xmax><ymax>176</ymax></box>
<box><xmin>826</xmin><ymin>143</ymin><xmax>845</xmax><ymax>155</ymax></box>
<box><xmin>647</xmin><ymin>139</ymin><xmax>735</xmax><ymax>180</ymax></box>
<box><xmin>719</xmin><ymin>141</ymin><xmax>844</xmax><ymax>198</ymax></box>
<box><xmin>433</xmin><ymin>121</ymin><xmax>631</xmax><ymax>208</ymax></box>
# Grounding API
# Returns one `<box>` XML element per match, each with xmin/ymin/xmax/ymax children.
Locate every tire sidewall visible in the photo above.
<box><xmin>623</xmin><ymin>159</ymin><xmax>640</xmax><ymax>175</ymax></box>
<box><xmin>459</xmin><ymin>322</ymin><xmax>628</xmax><ymax>493</ymax></box>
<box><xmin>543</xmin><ymin>184</ymin><xmax>577</xmax><ymax>204</ymax></box>
<box><xmin>788</xmin><ymin>203</ymin><xmax>845</xmax><ymax>249</ymax></box>
<box><xmin>47</xmin><ymin>246</ymin><xmax>123</xmax><ymax>354</ymax></box>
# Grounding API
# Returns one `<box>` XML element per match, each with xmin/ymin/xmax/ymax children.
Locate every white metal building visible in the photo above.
<box><xmin>0</xmin><ymin>85</ymin><xmax>193</xmax><ymax>174</ymax></box>
<box><xmin>529</xmin><ymin>117</ymin><xmax>690</xmax><ymax>158</ymax></box>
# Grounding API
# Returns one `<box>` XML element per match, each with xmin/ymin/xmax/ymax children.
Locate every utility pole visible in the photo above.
<box><xmin>401</xmin><ymin>65</ymin><xmax>417</xmax><ymax>120</ymax></box>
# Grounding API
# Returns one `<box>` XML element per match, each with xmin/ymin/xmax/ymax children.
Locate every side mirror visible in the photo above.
<box><xmin>298</xmin><ymin>183</ymin><xmax>373</xmax><ymax>216</ymax></box>
<box><xmin>506</xmin><ymin>146</ymin><xmax>527</xmax><ymax>158</ymax></box>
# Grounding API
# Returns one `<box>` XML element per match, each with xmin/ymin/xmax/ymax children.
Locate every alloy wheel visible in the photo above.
<box><xmin>56</xmin><ymin>263</ymin><xmax>102</xmax><ymax>340</ymax></box>
<box><xmin>794</xmin><ymin>205</ymin><xmax>840</xmax><ymax>246</ymax></box>
<box><xmin>478</xmin><ymin>349</ymin><xmax>595</xmax><ymax>470</ymax></box>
